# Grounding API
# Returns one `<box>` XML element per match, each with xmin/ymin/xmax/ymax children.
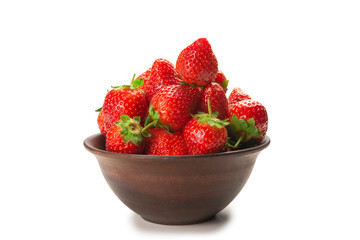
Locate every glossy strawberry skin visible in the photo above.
<box><xmin>102</xmin><ymin>88</ymin><xmax>148</xmax><ymax>133</ymax></box>
<box><xmin>145</xmin><ymin>127</ymin><xmax>188</xmax><ymax>155</ymax></box>
<box><xmin>144</xmin><ymin>59</ymin><xmax>180</xmax><ymax>102</ymax></box>
<box><xmin>137</xmin><ymin>68</ymin><xmax>151</xmax><ymax>92</ymax></box>
<box><xmin>97</xmin><ymin>110</ymin><xmax>106</xmax><ymax>136</ymax></box>
<box><xmin>176</xmin><ymin>38</ymin><xmax>218</xmax><ymax>86</ymax></box>
<box><xmin>228</xmin><ymin>87</ymin><xmax>251</xmax><ymax>106</ymax></box>
<box><xmin>228</xmin><ymin>99</ymin><xmax>268</xmax><ymax>141</ymax></box>
<box><xmin>151</xmin><ymin>85</ymin><xmax>202</xmax><ymax>132</ymax></box>
<box><xmin>200</xmin><ymin>82</ymin><xmax>228</xmax><ymax>120</ymax></box>
<box><xmin>214</xmin><ymin>71</ymin><xmax>228</xmax><ymax>92</ymax></box>
<box><xmin>106</xmin><ymin>124</ymin><xmax>145</xmax><ymax>154</ymax></box>
<box><xmin>184</xmin><ymin>118</ymin><xmax>227</xmax><ymax>155</ymax></box>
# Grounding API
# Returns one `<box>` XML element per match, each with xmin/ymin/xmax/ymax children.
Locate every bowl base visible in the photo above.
<box><xmin>141</xmin><ymin>215</ymin><xmax>216</xmax><ymax>225</ymax></box>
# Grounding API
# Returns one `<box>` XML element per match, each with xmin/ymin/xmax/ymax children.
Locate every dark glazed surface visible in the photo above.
<box><xmin>84</xmin><ymin>134</ymin><xmax>270</xmax><ymax>225</ymax></box>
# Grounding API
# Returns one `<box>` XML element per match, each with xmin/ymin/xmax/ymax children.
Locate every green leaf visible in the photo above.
<box><xmin>247</xmin><ymin>118</ymin><xmax>255</xmax><ymax>126</ymax></box>
<box><xmin>153</xmin><ymin>111</ymin><xmax>160</xmax><ymax>120</ymax></box>
<box><xmin>197</xmin><ymin>118</ymin><xmax>206</xmax><ymax>124</ymax></box>
<box><xmin>231</xmin><ymin>115</ymin><xmax>239</xmax><ymax>123</ymax></box>
<box><xmin>142</xmin><ymin>130</ymin><xmax>151</xmax><ymax>138</ymax></box>
<box><xmin>248</xmin><ymin>125</ymin><xmax>257</xmax><ymax>135</ymax></box>
<box><xmin>119</xmin><ymin>129</ymin><xmax>127</xmax><ymax>135</ymax></box>
<box><xmin>149</xmin><ymin>103</ymin><xmax>160</xmax><ymax>120</ymax></box>
<box><xmin>118</xmin><ymin>121</ymin><xmax>127</xmax><ymax>129</ymax></box>
<box><xmin>207</xmin><ymin>120</ymin><xmax>216</xmax><ymax>126</ymax></box>
<box><xmin>231</xmin><ymin>115</ymin><xmax>246</xmax><ymax>129</ymax></box>
<box><xmin>144</xmin><ymin>115</ymin><xmax>151</xmax><ymax>126</ymax></box>
<box><xmin>122</xmin><ymin>133</ymin><xmax>132</xmax><ymax>143</ymax></box>
<box><xmin>219</xmin><ymin>119</ymin><xmax>230</xmax><ymax>126</ymax></box>
<box><xmin>159</xmin><ymin>122</ymin><xmax>171</xmax><ymax>132</ymax></box>
<box><xmin>222</xmin><ymin>80</ymin><xmax>229</xmax><ymax>90</ymax></box>
<box><xmin>242</xmin><ymin>119</ymin><xmax>248</xmax><ymax>129</ymax></box>
<box><xmin>226</xmin><ymin>115</ymin><xmax>263</xmax><ymax>149</ymax></box>
<box><xmin>131</xmin><ymin>135</ymin><xmax>143</xmax><ymax>146</ymax></box>
<box><xmin>195</xmin><ymin>110</ymin><xmax>229</xmax><ymax>129</ymax></box>
<box><xmin>212</xmin><ymin>112</ymin><xmax>219</xmax><ymax>118</ymax></box>
<box><xmin>133</xmin><ymin>78</ymin><xmax>144</xmax><ymax>88</ymax></box>
<box><xmin>95</xmin><ymin>107</ymin><xmax>102</xmax><ymax>112</ymax></box>
<box><xmin>120</xmin><ymin>115</ymin><xmax>131</xmax><ymax>122</ymax></box>
<box><xmin>133</xmin><ymin>116</ymin><xmax>141</xmax><ymax>123</ymax></box>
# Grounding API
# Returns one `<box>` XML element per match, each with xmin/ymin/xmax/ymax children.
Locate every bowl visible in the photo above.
<box><xmin>83</xmin><ymin>133</ymin><xmax>270</xmax><ymax>225</ymax></box>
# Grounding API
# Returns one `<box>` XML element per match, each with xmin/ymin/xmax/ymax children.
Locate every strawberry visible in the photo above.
<box><xmin>145</xmin><ymin>127</ymin><xmax>188</xmax><ymax>155</ymax></box>
<box><xmin>214</xmin><ymin>71</ymin><xmax>229</xmax><ymax>93</ymax></box>
<box><xmin>149</xmin><ymin>85</ymin><xmax>202</xmax><ymax>132</ymax></box>
<box><xmin>184</xmin><ymin>100</ymin><xmax>229</xmax><ymax>155</ymax></box>
<box><xmin>106</xmin><ymin>115</ymin><xmax>150</xmax><ymax>154</ymax></box>
<box><xmin>136</xmin><ymin>68</ymin><xmax>151</xmax><ymax>92</ymax></box>
<box><xmin>96</xmin><ymin>108</ymin><xmax>106</xmax><ymax>136</ymax></box>
<box><xmin>102</xmin><ymin>77</ymin><xmax>148</xmax><ymax>132</ymax></box>
<box><xmin>228</xmin><ymin>87</ymin><xmax>251</xmax><ymax>106</ymax></box>
<box><xmin>144</xmin><ymin>59</ymin><xmax>180</xmax><ymax>102</ymax></box>
<box><xmin>176</xmin><ymin>38</ymin><xmax>218</xmax><ymax>86</ymax></box>
<box><xmin>200</xmin><ymin>82</ymin><xmax>228</xmax><ymax>120</ymax></box>
<box><xmin>227</xmin><ymin>99</ymin><xmax>268</xmax><ymax>148</ymax></box>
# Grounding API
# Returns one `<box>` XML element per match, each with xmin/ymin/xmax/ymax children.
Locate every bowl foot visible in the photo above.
<box><xmin>141</xmin><ymin>215</ymin><xmax>216</xmax><ymax>225</ymax></box>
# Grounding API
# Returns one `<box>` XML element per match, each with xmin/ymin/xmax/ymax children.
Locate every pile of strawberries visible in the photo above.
<box><xmin>96</xmin><ymin>38</ymin><xmax>268</xmax><ymax>155</ymax></box>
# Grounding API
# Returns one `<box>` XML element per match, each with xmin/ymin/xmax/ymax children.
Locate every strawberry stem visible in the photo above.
<box><xmin>207</xmin><ymin>97</ymin><xmax>212</xmax><ymax>118</ymax></box>
<box><xmin>141</xmin><ymin>121</ymin><xmax>156</xmax><ymax>133</ymax></box>
<box><xmin>234</xmin><ymin>135</ymin><xmax>244</xmax><ymax>149</ymax></box>
<box><xmin>130</xmin><ymin>73</ymin><xmax>136</xmax><ymax>85</ymax></box>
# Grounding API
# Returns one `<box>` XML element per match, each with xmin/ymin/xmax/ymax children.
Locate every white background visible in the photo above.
<box><xmin>1</xmin><ymin>0</ymin><xmax>359</xmax><ymax>239</ymax></box>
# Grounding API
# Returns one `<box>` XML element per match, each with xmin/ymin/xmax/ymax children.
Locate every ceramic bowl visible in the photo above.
<box><xmin>84</xmin><ymin>133</ymin><xmax>270</xmax><ymax>225</ymax></box>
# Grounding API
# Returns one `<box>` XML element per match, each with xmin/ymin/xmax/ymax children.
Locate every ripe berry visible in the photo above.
<box><xmin>184</xmin><ymin>99</ymin><xmax>229</xmax><ymax>155</ymax></box>
<box><xmin>176</xmin><ymin>38</ymin><xmax>218</xmax><ymax>86</ymax></box>
<box><xmin>145</xmin><ymin>127</ymin><xmax>188</xmax><ymax>155</ymax></box>
<box><xmin>200</xmin><ymin>82</ymin><xmax>228</xmax><ymax>120</ymax></box>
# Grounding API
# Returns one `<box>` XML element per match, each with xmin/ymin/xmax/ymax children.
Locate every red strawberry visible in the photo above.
<box><xmin>149</xmin><ymin>85</ymin><xmax>201</xmax><ymax>132</ymax></box>
<box><xmin>144</xmin><ymin>59</ymin><xmax>180</xmax><ymax>102</ymax></box>
<box><xmin>214</xmin><ymin>71</ymin><xmax>229</xmax><ymax>93</ymax></box>
<box><xmin>176</xmin><ymin>38</ymin><xmax>218</xmax><ymax>86</ymax></box>
<box><xmin>184</xmin><ymin>102</ymin><xmax>229</xmax><ymax>155</ymax></box>
<box><xmin>137</xmin><ymin>68</ymin><xmax>151</xmax><ymax>92</ymax></box>
<box><xmin>102</xmin><ymin>78</ymin><xmax>148</xmax><ymax>132</ymax></box>
<box><xmin>200</xmin><ymin>82</ymin><xmax>228</xmax><ymax>120</ymax></box>
<box><xmin>106</xmin><ymin>115</ymin><xmax>149</xmax><ymax>154</ymax></box>
<box><xmin>227</xmin><ymin>99</ymin><xmax>268</xmax><ymax>147</ymax></box>
<box><xmin>96</xmin><ymin>108</ymin><xmax>106</xmax><ymax>136</ymax></box>
<box><xmin>228</xmin><ymin>87</ymin><xmax>251</xmax><ymax>105</ymax></box>
<box><xmin>145</xmin><ymin>127</ymin><xmax>188</xmax><ymax>155</ymax></box>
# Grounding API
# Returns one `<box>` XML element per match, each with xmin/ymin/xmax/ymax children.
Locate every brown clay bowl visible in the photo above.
<box><xmin>84</xmin><ymin>133</ymin><xmax>270</xmax><ymax>225</ymax></box>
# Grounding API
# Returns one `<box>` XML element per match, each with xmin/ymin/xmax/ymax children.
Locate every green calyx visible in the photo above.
<box><xmin>115</xmin><ymin>115</ymin><xmax>150</xmax><ymax>146</ymax></box>
<box><xmin>111</xmin><ymin>74</ymin><xmax>144</xmax><ymax>90</ymax></box>
<box><xmin>194</xmin><ymin>98</ymin><xmax>229</xmax><ymax>129</ymax></box>
<box><xmin>226</xmin><ymin>115</ymin><xmax>262</xmax><ymax>149</ymax></box>
<box><xmin>146</xmin><ymin>102</ymin><xmax>172</xmax><ymax>132</ymax></box>
<box><xmin>194</xmin><ymin>112</ymin><xmax>229</xmax><ymax>129</ymax></box>
<box><xmin>222</xmin><ymin>79</ymin><xmax>229</xmax><ymax>92</ymax></box>
<box><xmin>95</xmin><ymin>107</ymin><xmax>102</xmax><ymax>112</ymax></box>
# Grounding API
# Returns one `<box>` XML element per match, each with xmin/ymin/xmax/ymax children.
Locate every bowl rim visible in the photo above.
<box><xmin>84</xmin><ymin>133</ymin><xmax>270</xmax><ymax>161</ymax></box>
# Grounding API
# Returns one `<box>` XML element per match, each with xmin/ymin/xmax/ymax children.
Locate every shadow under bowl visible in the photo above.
<box><xmin>84</xmin><ymin>133</ymin><xmax>270</xmax><ymax>225</ymax></box>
